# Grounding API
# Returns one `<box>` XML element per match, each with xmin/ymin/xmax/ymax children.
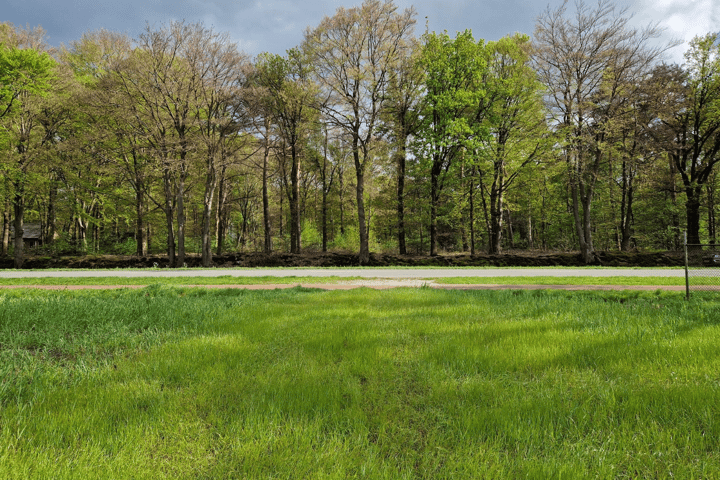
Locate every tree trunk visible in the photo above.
<box><xmin>2</xmin><ymin>194</ymin><xmax>10</xmax><ymax>257</ymax></box>
<box><xmin>135</xmin><ymin>179</ymin><xmax>147</xmax><ymax>256</ymax></box>
<box><xmin>488</xmin><ymin>170</ymin><xmax>504</xmax><ymax>254</ymax></box>
<box><xmin>322</xmin><ymin>188</ymin><xmax>329</xmax><ymax>252</ymax></box>
<box><xmin>686</xmin><ymin>186</ymin><xmax>703</xmax><ymax>245</ymax></box>
<box><xmin>148</xmin><ymin>223</ymin><xmax>153</xmax><ymax>253</ymax></box>
<box><xmin>355</xmin><ymin>144</ymin><xmax>369</xmax><ymax>264</ymax></box>
<box><xmin>708</xmin><ymin>175</ymin><xmax>717</xmax><ymax>245</ymax></box>
<box><xmin>216</xmin><ymin>166</ymin><xmax>229</xmax><ymax>256</ymax></box>
<box><xmin>396</xmin><ymin>144</ymin><xmax>407</xmax><ymax>255</ymax></box>
<box><xmin>321</xmin><ymin>129</ymin><xmax>331</xmax><ymax>253</ymax></box>
<box><xmin>13</xmin><ymin>187</ymin><xmax>24</xmax><ymax>269</ymax></box>
<box><xmin>162</xmin><ymin>169</ymin><xmax>176</xmax><ymax>267</ymax></box>
<box><xmin>76</xmin><ymin>215</ymin><xmax>88</xmax><ymax>253</ymax></box>
<box><xmin>93</xmin><ymin>203</ymin><xmax>101</xmax><ymax>253</ymax></box>
<box><xmin>176</xmin><ymin>173</ymin><xmax>186</xmax><ymax>267</ymax></box>
<box><xmin>201</xmin><ymin>164</ymin><xmax>217</xmax><ymax>267</ymax></box>
<box><xmin>618</xmin><ymin>158</ymin><xmax>635</xmax><ymax>251</ymax></box>
<box><xmin>569</xmin><ymin>148</ymin><xmax>597</xmax><ymax>264</ymax></box>
<box><xmin>469</xmin><ymin>169</ymin><xmax>476</xmax><ymax>256</ymax></box>
<box><xmin>620</xmin><ymin>179</ymin><xmax>634</xmax><ymax>251</ymax></box>
<box><xmin>263</xmin><ymin>138</ymin><xmax>272</xmax><ymax>254</ymax></box>
<box><xmin>506</xmin><ymin>208</ymin><xmax>515</xmax><ymax>249</ymax></box>
<box><xmin>290</xmin><ymin>143</ymin><xmax>301</xmax><ymax>254</ymax></box>
<box><xmin>429</xmin><ymin>155</ymin><xmax>442</xmax><ymax>256</ymax></box>
<box><xmin>338</xmin><ymin>166</ymin><xmax>345</xmax><ymax>236</ymax></box>
<box><xmin>46</xmin><ymin>172</ymin><xmax>57</xmax><ymax>245</ymax></box>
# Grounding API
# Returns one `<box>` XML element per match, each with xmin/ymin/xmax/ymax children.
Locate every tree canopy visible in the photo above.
<box><xmin>0</xmin><ymin>1</ymin><xmax>714</xmax><ymax>266</ymax></box>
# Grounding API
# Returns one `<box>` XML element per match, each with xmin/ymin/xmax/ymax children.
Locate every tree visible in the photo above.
<box><xmin>476</xmin><ymin>34</ymin><xmax>551</xmax><ymax>254</ymax></box>
<box><xmin>111</xmin><ymin>21</ymin><xmax>240</xmax><ymax>267</ymax></box>
<box><xmin>382</xmin><ymin>35</ymin><xmax>423</xmax><ymax>254</ymax></box>
<box><xmin>188</xmin><ymin>28</ymin><xmax>250</xmax><ymax>267</ymax></box>
<box><xmin>653</xmin><ymin>34</ymin><xmax>720</xmax><ymax>246</ymax></box>
<box><xmin>61</xmin><ymin>30</ymin><xmax>142</xmax><ymax>253</ymax></box>
<box><xmin>304</xmin><ymin>0</ymin><xmax>416</xmax><ymax>264</ymax></box>
<box><xmin>533</xmin><ymin>0</ymin><xmax>666</xmax><ymax>262</ymax></box>
<box><xmin>304</xmin><ymin>122</ymin><xmax>343</xmax><ymax>252</ymax></box>
<box><xmin>414</xmin><ymin>29</ymin><xmax>489</xmax><ymax>256</ymax></box>
<box><xmin>255</xmin><ymin>49</ymin><xmax>317</xmax><ymax>254</ymax></box>
<box><xmin>0</xmin><ymin>35</ymin><xmax>58</xmax><ymax>267</ymax></box>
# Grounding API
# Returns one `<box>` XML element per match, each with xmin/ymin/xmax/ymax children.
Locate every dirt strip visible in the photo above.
<box><xmin>0</xmin><ymin>283</ymin><xmax>693</xmax><ymax>291</ymax></box>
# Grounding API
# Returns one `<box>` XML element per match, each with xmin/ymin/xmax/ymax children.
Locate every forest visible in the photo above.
<box><xmin>1</xmin><ymin>0</ymin><xmax>719</xmax><ymax>268</ymax></box>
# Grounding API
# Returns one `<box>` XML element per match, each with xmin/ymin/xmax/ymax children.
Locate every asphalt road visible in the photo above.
<box><xmin>0</xmin><ymin>267</ymin><xmax>686</xmax><ymax>279</ymax></box>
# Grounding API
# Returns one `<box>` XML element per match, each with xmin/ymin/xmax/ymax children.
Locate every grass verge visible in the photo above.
<box><xmin>0</xmin><ymin>274</ymin><xmax>689</xmax><ymax>287</ymax></box>
<box><xmin>434</xmin><ymin>276</ymin><xmax>688</xmax><ymax>286</ymax></box>
<box><xmin>1</xmin><ymin>286</ymin><xmax>719</xmax><ymax>478</ymax></box>
<box><xmin>0</xmin><ymin>275</ymin><xmax>356</xmax><ymax>286</ymax></box>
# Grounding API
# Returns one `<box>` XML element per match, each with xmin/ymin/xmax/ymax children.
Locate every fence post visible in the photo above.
<box><xmin>684</xmin><ymin>230</ymin><xmax>690</xmax><ymax>300</ymax></box>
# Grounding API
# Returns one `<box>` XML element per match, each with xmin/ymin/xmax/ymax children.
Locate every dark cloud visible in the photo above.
<box><xmin>3</xmin><ymin>0</ymin><xmax>694</xmax><ymax>62</ymax></box>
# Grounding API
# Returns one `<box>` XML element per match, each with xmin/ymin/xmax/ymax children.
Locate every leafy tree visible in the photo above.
<box><xmin>475</xmin><ymin>34</ymin><xmax>551</xmax><ymax>254</ymax></box>
<box><xmin>414</xmin><ymin>29</ymin><xmax>489</xmax><ymax>256</ymax></box>
<box><xmin>60</xmin><ymin>30</ymin><xmax>136</xmax><ymax>253</ymax></box>
<box><xmin>0</xmin><ymin>39</ymin><xmax>58</xmax><ymax>267</ymax></box>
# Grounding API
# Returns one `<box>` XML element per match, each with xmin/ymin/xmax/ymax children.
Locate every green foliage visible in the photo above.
<box><xmin>0</xmin><ymin>46</ymin><xmax>56</xmax><ymax>118</ymax></box>
<box><xmin>330</xmin><ymin>225</ymin><xmax>361</xmax><ymax>251</ymax></box>
<box><xmin>60</xmin><ymin>29</ymin><xmax>131</xmax><ymax>86</ymax></box>
<box><xmin>300</xmin><ymin>218</ymin><xmax>322</xmax><ymax>250</ymax></box>
<box><xmin>3</xmin><ymin>16</ymin><xmax>720</xmax><ymax>263</ymax></box>
<box><xmin>414</xmin><ymin>29</ymin><xmax>488</xmax><ymax>158</ymax></box>
<box><xmin>329</xmin><ymin>224</ymin><xmax>384</xmax><ymax>253</ymax></box>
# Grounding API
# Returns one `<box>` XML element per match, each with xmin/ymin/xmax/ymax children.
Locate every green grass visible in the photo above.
<box><xmin>0</xmin><ymin>274</ymin><xmax>689</xmax><ymax>287</ymax></box>
<box><xmin>0</xmin><ymin>275</ymin><xmax>356</xmax><ymax>286</ymax></box>
<box><xmin>2</xmin><ymin>286</ymin><xmax>720</xmax><ymax>478</ymax></box>
<box><xmin>435</xmin><ymin>276</ymin><xmax>687</xmax><ymax>286</ymax></box>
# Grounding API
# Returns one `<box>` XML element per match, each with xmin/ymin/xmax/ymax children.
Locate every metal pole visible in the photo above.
<box><xmin>684</xmin><ymin>230</ymin><xmax>690</xmax><ymax>300</ymax></box>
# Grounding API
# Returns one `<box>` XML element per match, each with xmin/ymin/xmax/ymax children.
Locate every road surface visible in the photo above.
<box><xmin>0</xmin><ymin>267</ymin><xmax>686</xmax><ymax>279</ymax></box>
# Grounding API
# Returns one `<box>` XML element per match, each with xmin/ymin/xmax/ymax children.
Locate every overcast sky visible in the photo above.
<box><xmin>3</xmin><ymin>0</ymin><xmax>718</xmax><ymax>64</ymax></box>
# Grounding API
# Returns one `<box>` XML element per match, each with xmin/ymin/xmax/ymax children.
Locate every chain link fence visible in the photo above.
<box><xmin>684</xmin><ymin>236</ymin><xmax>720</xmax><ymax>298</ymax></box>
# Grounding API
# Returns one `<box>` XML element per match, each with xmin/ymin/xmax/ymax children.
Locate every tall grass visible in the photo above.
<box><xmin>1</xmin><ymin>286</ymin><xmax>719</xmax><ymax>478</ymax></box>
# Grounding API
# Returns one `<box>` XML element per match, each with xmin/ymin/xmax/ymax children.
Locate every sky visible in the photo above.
<box><xmin>3</xmin><ymin>0</ymin><xmax>718</xmax><ymax>65</ymax></box>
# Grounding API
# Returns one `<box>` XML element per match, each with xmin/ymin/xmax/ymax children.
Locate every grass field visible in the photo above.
<box><xmin>1</xmin><ymin>285</ymin><xmax>719</xmax><ymax>478</ymax></box>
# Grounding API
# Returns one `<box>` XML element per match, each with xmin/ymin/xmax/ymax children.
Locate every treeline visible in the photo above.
<box><xmin>1</xmin><ymin>0</ymin><xmax>719</xmax><ymax>268</ymax></box>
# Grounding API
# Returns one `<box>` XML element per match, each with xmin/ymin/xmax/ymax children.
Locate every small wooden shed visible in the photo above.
<box><xmin>10</xmin><ymin>223</ymin><xmax>42</xmax><ymax>248</ymax></box>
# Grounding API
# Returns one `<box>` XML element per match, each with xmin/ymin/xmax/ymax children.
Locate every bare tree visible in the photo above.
<box><xmin>187</xmin><ymin>28</ymin><xmax>251</xmax><ymax>267</ymax></box>
<box><xmin>254</xmin><ymin>50</ymin><xmax>317</xmax><ymax>254</ymax></box>
<box><xmin>533</xmin><ymin>0</ymin><xmax>667</xmax><ymax>262</ymax></box>
<box><xmin>111</xmin><ymin>21</ymin><xmax>248</xmax><ymax>267</ymax></box>
<box><xmin>382</xmin><ymin>35</ymin><xmax>423</xmax><ymax>255</ymax></box>
<box><xmin>304</xmin><ymin>0</ymin><xmax>416</xmax><ymax>264</ymax></box>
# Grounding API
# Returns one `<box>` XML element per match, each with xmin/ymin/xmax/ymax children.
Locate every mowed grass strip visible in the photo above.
<box><xmin>0</xmin><ymin>275</ymin><xmax>355</xmax><ymax>286</ymax></box>
<box><xmin>0</xmin><ymin>274</ymin><xmax>688</xmax><ymax>287</ymax></box>
<box><xmin>1</xmin><ymin>286</ymin><xmax>719</xmax><ymax>478</ymax></box>
<box><xmin>435</xmin><ymin>275</ymin><xmax>687</xmax><ymax>286</ymax></box>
